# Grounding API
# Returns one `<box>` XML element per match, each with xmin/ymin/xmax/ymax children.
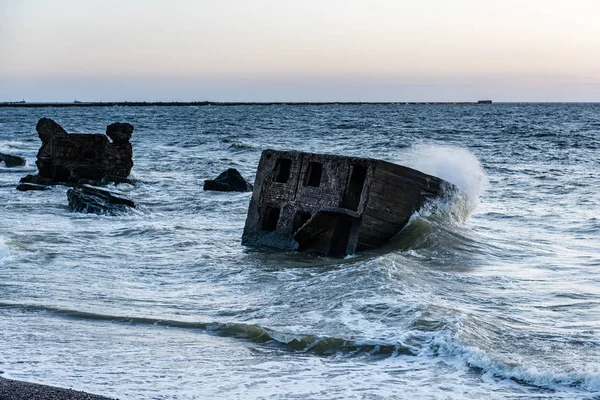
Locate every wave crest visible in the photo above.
<box><xmin>2</xmin><ymin>301</ymin><xmax>598</xmax><ymax>392</ymax></box>
<box><xmin>396</xmin><ymin>144</ymin><xmax>488</xmax><ymax>223</ymax></box>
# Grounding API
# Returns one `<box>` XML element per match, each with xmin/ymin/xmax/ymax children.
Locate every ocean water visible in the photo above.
<box><xmin>0</xmin><ymin>103</ymin><xmax>598</xmax><ymax>400</ymax></box>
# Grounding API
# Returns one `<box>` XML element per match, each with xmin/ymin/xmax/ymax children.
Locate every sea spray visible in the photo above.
<box><xmin>395</xmin><ymin>145</ymin><xmax>488</xmax><ymax>223</ymax></box>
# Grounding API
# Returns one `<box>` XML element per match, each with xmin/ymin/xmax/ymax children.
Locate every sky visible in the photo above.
<box><xmin>1</xmin><ymin>0</ymin><xmax>599</xmax><ymax>102</ymax></box>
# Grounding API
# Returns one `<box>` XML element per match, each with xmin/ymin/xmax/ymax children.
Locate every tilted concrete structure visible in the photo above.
<box><xmin>242</xmin><ymin>149</ymin><xmax>453</xmax><ymax>257</ymax></box>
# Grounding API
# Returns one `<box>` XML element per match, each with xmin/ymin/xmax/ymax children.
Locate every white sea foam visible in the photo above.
<box><xmin>453</xmin><ymin>342</ymin><xmax>600</xmax><ymax>392</ymax></box>
<box><xmin>395</xmin><ymin>145</ymin><xmax>488</xmax><ymax>222</ymax></box>
<box><xmin>0</xmin><ymin>140</ymin><xmax>28</xmax><ymax>152</ymax></box>
<box><xmin>0</xmin><ymin>237</ymin><xmax>8</xmax><ymax>267</ymax></box>
<box><xmin>422</xmin><ymin>326</ymin><xmax>600</xmax><ymax>393</ymax></box>
<box><xmin>400</xmin><ymin>145</ymin><xmax>488</xmax><ymax>197</ymax></box>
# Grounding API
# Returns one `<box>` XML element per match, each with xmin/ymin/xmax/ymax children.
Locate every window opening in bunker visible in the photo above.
<box><xmin>273</xmin><ymin>158</ymin><xmax>292</xmax><ymax>183</ymax></box>
<box><xmin>304</xmin><ymin>162</ymin><xmax>323</xmax><ymax>187</ymax></box>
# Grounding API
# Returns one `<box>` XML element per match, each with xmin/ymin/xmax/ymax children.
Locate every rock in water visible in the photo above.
<box><xmin>16</xmin><ymin>183</ymin><xmax>50</xmax><ymax>191</ymax></box>
<box><xmin>17</xmin><ymin>174</ymin><xmax>54</xmax><ymax>190</ymax></box>
<box><xmin>0</xmin><ymin>152</ymin><xmax>26</xmax><ymax>167</ymax></box>
<box><xmin>204</xmin><ymin>168</ymin><xmax>253</xmax><ymax>192</ymax></box>
<box><xmin>23</xmin><ymin>118</ymin><xmax>134</xmax><ymax>185</ymax></box>
<box><xmin>67</xmin><ymin>184</ymin><xmax>135</xmax><ymax>215</ymax></box>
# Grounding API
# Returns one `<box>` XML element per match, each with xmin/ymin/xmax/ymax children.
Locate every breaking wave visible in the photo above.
<box><xmin>397</xmin><ymin>145</ymin><xmax>488</xmax><ymax>223</ymax></box>
<box><xmin>375</xmin><ymin>146</ymin><xmax>489</xmax><ymax>255</ymax></box>
<box><xmin>0</xmin><ymin>302</ymin><xmax>415</xmax><ymax>357</ymax></box>
<box><xmin>1</xmin><ymin>301</ymin><xmax>598</xmax><ymax>392</ymax></box>
<box><xmin>436</xmin><ymin>337</ymin><xmax>600</xmax><ymax>392</ymax></box>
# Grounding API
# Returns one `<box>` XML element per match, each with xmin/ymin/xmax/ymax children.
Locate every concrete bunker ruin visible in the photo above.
<box><xmin>242</xmin><ymin>149</ymin><xmax>453</xmax><ymax>257</ymax></box>
<box><xmin>21</xmin><ymin>118</ymin><xmax>134</xmax><ymax>185</ymax></box>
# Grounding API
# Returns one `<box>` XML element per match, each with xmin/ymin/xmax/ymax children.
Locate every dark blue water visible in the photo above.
<box><xmin>1</xmin><ymin>104</ymin><xmax>599</xmax><ymax>399</ymax></box>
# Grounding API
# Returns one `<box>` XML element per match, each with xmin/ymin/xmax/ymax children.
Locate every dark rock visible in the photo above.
<box><xmin>24</xmin><ymin>118</ymin><xmax>134</xmax><ymax>185</ymax></box>
<box><xmin>204</xmin><ymin>169</ymin><xmax>253</xmax><ymax>192</ymax></box>
<box><xmin>16</xmin><ymin>182</ymin><xmax>50</xmax><ymax>191</ymax></box>
<box><xmin>19</xmin><ymin>174</ymin><xmax>54</xmax><ymax>186</ymax></box>
<box><xmin>0</xmin><ymin>152</ymin><xmax>26</xmax><ymax>167</ymax></box>
<box><xmin>67</xmin><ymin>184</ymin><xmax>135</xmax><ymax>215</ymax></box>
<box><xmin>106</xmin><ymin>122</ymin><xmax>134</xmax><ymax>145</ymax></box>
<box><xmin>36</xmin><ymin>117</ymin><xmax>67</xmax><ymax>141</ymax></box>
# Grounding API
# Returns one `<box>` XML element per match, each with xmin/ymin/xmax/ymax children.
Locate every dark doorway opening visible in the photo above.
<box><xmin>292</xmin><ymin>211</ymin><xmax>312</xmax><ymax>234</ymax></box>
<box><xmin>341</xmin><ymin>165</ymin><xmax>367</xmax><ymax>210</ymax></box>
<box><xmin>329</xmin><ymin>216</ymin><xmax>354</xmax><ymax>257</ymax></box>
<box><xmin>261</xmin><ymin>206</ymin><xmax>281</xmax><ymax>232</ymax></box>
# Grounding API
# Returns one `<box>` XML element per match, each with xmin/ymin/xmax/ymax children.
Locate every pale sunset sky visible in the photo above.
<box><xmin>1</xmin><ymin>0</ymin><xmax>599</xmax><ymax>102</ymax></box>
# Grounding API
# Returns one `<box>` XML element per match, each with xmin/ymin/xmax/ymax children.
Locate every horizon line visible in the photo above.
<box><xmin>3</xmin><ymin>100</ymin><xmax>596</xmax><ymax>108</ymax></box>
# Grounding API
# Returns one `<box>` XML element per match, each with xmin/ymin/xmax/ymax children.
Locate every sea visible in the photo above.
<box><xmin>0</xmin><ymin>103</ymin><xmax>598</xmax><ymax>400</ymax></box>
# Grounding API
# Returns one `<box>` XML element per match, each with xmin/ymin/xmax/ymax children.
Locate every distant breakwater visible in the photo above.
<box><xmin>0</xmin><ymin>101</ymin><xmax>490</xmax><ymax>108</ymax></box>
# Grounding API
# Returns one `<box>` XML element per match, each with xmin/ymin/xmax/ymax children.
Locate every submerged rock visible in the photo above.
<box><xmin>19</xmin><ymin>174</ymin><xmax>54</xmax><ymax>186</ymax></box>
<box><xmin>23</xmin><ymin>118</ymin><xmax>134</xmax><ymax>185</ymax></box>
<box><xmin>0</xmin><ymin>152</ymin><xmax>26</xmax><ymax>167</ymax></box>
<box><xmin>204</xmin><ymin>168</ymin><xmax>253</xmax><ymax>192</ymax></box>
<box><xmin>67</xmin><ymin>184</ymin><xmax>135</xmax><ymax>215</ymax></box>
<box><xmin>16</xmin><ymin>183</ymin><xmax>50</xmax><ymax>191</ymax></box>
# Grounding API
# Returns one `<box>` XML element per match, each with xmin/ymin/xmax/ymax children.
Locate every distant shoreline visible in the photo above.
<box><xmin>0</xmin><ymin>101</ymin><xmax>493</xmax><ymax>108</ymax></box>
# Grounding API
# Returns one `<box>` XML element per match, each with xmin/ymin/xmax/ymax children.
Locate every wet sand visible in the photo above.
<box><xmin>0</xmin><ymin>377</ymin><xmax>117</xmax><ymax>400</ymax></box>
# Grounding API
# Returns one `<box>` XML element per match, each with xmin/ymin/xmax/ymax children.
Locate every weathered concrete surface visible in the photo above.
<box><xmin>242</xmin><ymin>149</ymin><xmax>453</xmax><ymax>257</ymax></box>
<box><xmin>204</xmin><ymin>168</ymin><xmax>253</xmax><ymax>192</ymax></box>
<box><xmin>0</xmin><ymin>153</ymin><xmax>26</xmax><ymax>167</ymax></box>
<box><xmin>67</xmin><ymin>184</ymin><xmax>135</xmax><ymax>215</ymax></box>
<box><xmin>22</xmin><ymin>118</ymin><xmax>133</xmax><ymax>185</ymax></box>
<box><xmin>0</xmin><ymin>376</ymin><xmax>117</xmax><ymax>400</ymax></box>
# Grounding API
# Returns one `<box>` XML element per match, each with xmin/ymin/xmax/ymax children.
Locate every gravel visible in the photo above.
<box><xmin>0</xmin><ymin>377</ymin><xmax>118</xmax><ymax>400</ymax></box>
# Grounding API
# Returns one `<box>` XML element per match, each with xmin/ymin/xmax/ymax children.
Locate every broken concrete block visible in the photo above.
<box><xmin>16</xmin><ymin>183</ymin><xmax>50</xmax><ymax>191</ymax></box>
<box><xmin>0</xmin><ymin>152</ymin><xmax>26</xmax><ymax>167</ymax></box>
<box><xmin>204</xmin><ymin>168</ymin><xmax>253</xmax><ymax>192</ymax></box>
<box><xmin>23</xmin><ymin>118</ymin><xmax>134</xmax><ymax>185</ymax></box>
<box><xmin>19</xmin><ymin>174</ymin><xmax>54</xmax><ymax>186</ymax></box>
<box><xmin>242</xmin><ymin>149</ymin><xmax>453</xmax><ymax>257</ymax></box>
<box><xmin>67</xmin><ymin>184</ymin><xmax>135</xmax><ymax>215</ymax></box>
